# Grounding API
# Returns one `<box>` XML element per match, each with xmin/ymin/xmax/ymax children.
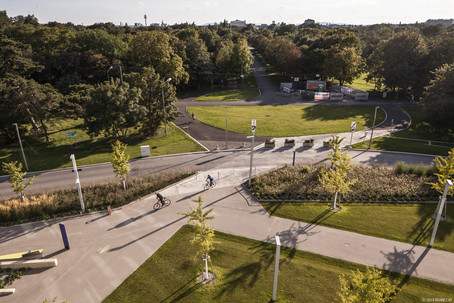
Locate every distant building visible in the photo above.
<box><xmin>304</xmin><ymin>19</ymin><xmax>315</xmax><ymax>26</ymax></box>
<box><xmin>426</xmin><ymin>19</ymin><xmax>454</xmax><ymax>27</ymax></box>
<box><xmin>230</xmin><ymin>19</ymin><xmax>246</xmax><ymax>27</ymax></box>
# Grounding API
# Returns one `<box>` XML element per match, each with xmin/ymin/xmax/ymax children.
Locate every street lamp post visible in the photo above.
<box><xmin>107</xmin><ymin>66</ymin><xmax>113</xmax><ymax>83</ymax></box>
<box><xmin>13</xmin><ymin>123</ymin><xmax>29</xmax><ymax>171</ymax></box>
<box><xmin>107</xmin><ymin>65</ymin><xmax>123</xmax><ymax>84</ymax></box>
<box><xmin>368</xmin><ymin>106</ymin><xmax>379</xmax><ymax>149</ymax></box>
<box><xmin>225</xmin><ymin>107</ymin><xmax>228</xmax><ymax>149</ymax></box>
<box><xmin>248</xmin><ymin>119</ymin><xmax>256</xmax><ymax>186</ymax></box>
<box><xmin>162</xmin><ymin>78</ymin><xmax>172</xmax><ymax>136</ymax></box>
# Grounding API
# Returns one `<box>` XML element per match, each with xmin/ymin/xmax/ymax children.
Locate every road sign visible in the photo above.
<box><xmin>351</xmin><ymin>122</ymin><xmax>357</xmax><ymax>132</ymax></box>
<box><xmin>251</xmin><ymin>119</ymin><xmax>256</xmax><ymax>133</ymax></box>
<box><xmin>66</xmin><ymin>131</ymin><xmax>77</xmax><ymax>138</ymax></box>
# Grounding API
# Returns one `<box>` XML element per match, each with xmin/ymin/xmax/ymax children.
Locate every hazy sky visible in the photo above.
<box><xmin>1</xmin><ymin>0</ymin><xmax>453</xmax><ymax>26</ymax></box>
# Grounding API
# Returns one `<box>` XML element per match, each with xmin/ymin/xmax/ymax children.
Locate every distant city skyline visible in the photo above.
<box><xmin>0</xmin><ymin>0</ymin><xmax>453</xmax><ymax>26</ymax></box>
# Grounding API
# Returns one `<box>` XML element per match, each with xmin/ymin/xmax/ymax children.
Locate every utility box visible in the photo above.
<box><xmin>140</xmin><ymin>145</ymin><xmax>150</xmax><ymax>157</ymax></box>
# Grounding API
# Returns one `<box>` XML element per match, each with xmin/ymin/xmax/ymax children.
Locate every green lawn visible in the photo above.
<box><xmin>104</xmin><ymin>225</ymin><xmax>454</xmax><ymax>302</ymax></box>
<box><xmin>188</xmin><ymin>105</ymin><xmax>386</xmax><ymax>137</ymax></box>
<box><xmin>260</xmin><ymin>202</ymin><xmax>454</xmax><ymax>253</ymax></box>
<box><xmin>194</xmin><ymin>89</ymin><xmax>260</xmax><ymax>101</ymax></box>
<box><xmin>347</xmin><ymin>73</ymin><xmax>376</xmax><ymax>92</ymax></box>
<box><xmin>351</xmin><ymin>106</ymin><xmax>454</xmax><ymax>156</ymax></box>
<box><xmin>0</xmin><ymin>119</ymin><xmax>205</xmax><ymax>174</ymax></box>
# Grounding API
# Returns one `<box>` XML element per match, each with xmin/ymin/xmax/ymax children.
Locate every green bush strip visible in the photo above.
<box><xmin>194</xmin><ymin>89</ymin><xmax>260</xmax><ymax>101</ymax></box>
<box><xmin>188</xmin><ymin>105</ymin><xmax>386</xmax><ymax>137</ymax></box>
<box><xmin>0</xmin><ymin>171</ymin><xmax>194</xmax><ymax>225</ymax></box>
<box><xmin>248</xmin><ymin>164</ymin><xmax>439</xmax><ymax>203</ymax></box>
<box><xmin>104</xmin><ymin>225</ymin><xmax>454</xmax><ymax>302</ymax></box>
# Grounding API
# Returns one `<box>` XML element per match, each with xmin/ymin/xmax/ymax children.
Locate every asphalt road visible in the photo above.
<box><xmin>0</xmin><ymin>150</ymin><xmax>249</xmax><ymax>199</ymax></box>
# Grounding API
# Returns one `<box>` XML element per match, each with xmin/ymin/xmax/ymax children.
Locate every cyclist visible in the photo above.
<box><xmin>156</xmin><ymin>192</ymin><xmax>165</xmax><ymax>206</ymax></box>
<box><xmin>206</xmin><ymin>175</ymin><xmax>214</xmax><ymax>187</ymax></box>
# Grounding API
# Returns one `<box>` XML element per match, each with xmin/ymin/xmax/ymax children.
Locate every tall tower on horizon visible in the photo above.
<box><xmin>144</xmin><ymin>14</ymin><xmax>147</xmax><ymax>26</ymax></box>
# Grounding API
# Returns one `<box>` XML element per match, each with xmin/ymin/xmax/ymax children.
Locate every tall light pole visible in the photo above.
<box><xmin>430</xmin><ymin>179</ymin><xmax>452</xmax><ymax>247</ymax></box>
<box><xmin>248</xmin><ymin>119</ymin><xmax>256</xmax><ymax>186</ymax></box>
<box><xmin>162</xmin><ymin>78</ymin><xmax>172</xmax><ymax>136</ymax></box>
<box><xmin>225</xmin><ymin>107</ymin><xmax>228</xmax><ymax>149</ymax></box>
<box><xmin>368</xmin><ymin>106</ymin><xmax>379</xmax><ymax>149</ymax></box>
<box><xmin>107</xmin><ymin>66</ymin><xmax>113</xmax><ymax>83</ymax></box>
<box><xmin>13</xmin><ymin>123</ymin><xmax>29</xmax><ymax>171</ymax></box>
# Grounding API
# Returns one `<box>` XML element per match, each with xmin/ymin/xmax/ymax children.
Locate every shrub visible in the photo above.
<box><xmin>265</xmin><ymin>138</ymin><xmax>275</xmax><ymax>144</ymax></box>
<box><xmin>285</xmin><ymin>138</ymin><xmax>295</xmax><ymax>144</ymax></box>
<box><xmin>300</xmin><ymin>166</ymin><xmax>311</xmax><ymax>174</ymax></box>
<box><xmin>248</xmin><ymin>164</ymin><xmax>439</xmax><ymax>203</ymax></box>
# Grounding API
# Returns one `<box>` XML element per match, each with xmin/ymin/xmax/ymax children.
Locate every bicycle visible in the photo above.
<box><xmin>153</xmin><ymin>196</ymin><xmax>171</xmax><ymax>210</ymax></box>
<box><xmin>204</xmin><ymin>180</ymin><xmax>216</xmax><ymax>190</ymax></box>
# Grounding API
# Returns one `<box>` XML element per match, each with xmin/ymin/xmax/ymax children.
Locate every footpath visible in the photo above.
<box><xmin>0</xmin><ymin>145</ymin><xmax>451</xmax><ymax>302</ymax></box>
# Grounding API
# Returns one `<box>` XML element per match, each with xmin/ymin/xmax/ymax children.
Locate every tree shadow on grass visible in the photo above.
<box><xmin>159</xmin><ymin>276</ymin><xmax>202</xmax><ymax>303</ymax></box>
<box><xmin>214</xmin><ymin>238</ymin><xmax>291</xmax><ymax>301</ymax></box>
<box><xmin>300</xmin><ymin>105</ymin><xmax>378</xmax><ymax>122</ymax></box>
<box><xmin>411</xmin><ymin>203</ymin><xmax>454</xmax><ymax>246</ymax></box>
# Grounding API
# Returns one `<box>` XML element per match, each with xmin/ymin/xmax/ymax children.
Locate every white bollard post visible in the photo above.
<box><xmin>272</xmin><ymin>235</ymin><xmax>281</xmax><ymax>301</ymax></box>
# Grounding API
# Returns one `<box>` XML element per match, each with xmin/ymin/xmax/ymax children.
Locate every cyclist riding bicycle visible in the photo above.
<box><xmin>156</xmin><ymin>192</ymin><xmax>165</xmax><ymax>206</ymax></box>
<box><xmin>206</xmin><ymin>175</ymin><xmax>214</xmax><ymax>187</ymax></box>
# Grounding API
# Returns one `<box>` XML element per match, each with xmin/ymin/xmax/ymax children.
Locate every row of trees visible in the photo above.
<box><xmin>247</xmin><ymin>23</ymin><xmax>454</xmax><ymax>134</ymax></box>
<box><xmin>0</xmin><ymin>11</ymin><xmax>253</xmax><ymax>143</ymax></box>
<box><xmin>249</xmin><ymin>24</ymin><xmax>454</xmax><ymax>96</ymax></box>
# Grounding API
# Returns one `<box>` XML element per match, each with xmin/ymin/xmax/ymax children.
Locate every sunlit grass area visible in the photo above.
<box><xmin>194</xmin><ymin>89</ymin><xmax>260</xmax><ymax>101</ymax></box>
<box><xmin>104</xmin><ymin>225</ymin><xmax>454</xmax><ymax>302</ymax></box>
<box><xmin>188</xmin><ymin>105</ymin><xmax>386</xmax><ymax>137</ymax></box>
<box><xmin>0</xmin><ymin>118</ymin><xmax>205</xmax><ymax>174</ymax></box>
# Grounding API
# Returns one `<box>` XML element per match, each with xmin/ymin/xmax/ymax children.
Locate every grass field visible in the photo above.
<box><xmin>351</xmin><ymin>106</ymin><xmax>454</xmax><ymax>156</ymax></box>
<box><xmin>0</xmin><ymin>118</ymin><xmax>205</xmax><ymax>174</ymax></box>
<box><xmin>103</xmin><ymin>225</ymin><xmax>454</xmax><ymax>302</ymax></box>
<box><xmin>188</xmin><ymin>105</ymin><xmax>386</xmax><ymax>137</ymax></box>
<box><xmin>260</xmin><ymin>202</ymin><xmax>454</xmax><ymax>253</ymax></box>
<box><xmin>194</xmin><ymin>88</ymin><xmax>260</xmax><ymax>101</ymax></box>
<box><xmin>347</xmin><ymin>73</ymin><xmax>376</xmax><ymax>92</ymax></box>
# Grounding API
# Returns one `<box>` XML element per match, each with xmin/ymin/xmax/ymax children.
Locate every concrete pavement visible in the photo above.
<box><xmin>1</xmin><ymin>152</ymin><xmax>452</xmax><ymax>302</ymax></box>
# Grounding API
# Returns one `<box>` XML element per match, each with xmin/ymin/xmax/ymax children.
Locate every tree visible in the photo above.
<box><xmin>215</xmin><ymin>40</ymin><xmax>234</xmax><ymax>81</ymax></box>
<box><xmin>130</xmin><ymin>31</ymin><xmax>189</xmax><ymax>85</ymax></box>
<box><xmin>2</xmin><ymin>161</ymin><xmax>34</xmax><ymax>202</ymax></box>
<box><xmin>323</xmin><ymin>46</ymin><xmax>362</xmax><ymax>86</ymax></box>
<box><xmin>369</xmin><ymin>30</ymin><xmax>427</xmax><ymax>97</ymax></box>
<box><xmin>124</xmin><ymin>67</ymin><xmax>178</xmax><ymax>136</ymax></box>
<box><xmin>84</xmin><ymin>80</ymin><xmax>146</xmax><ymax>140</ymax></box>
<box><xmin>178</xmin><ymin>196</ymin><xmax>216</xmax><ymax>281</ymax></box>
<box><xmin>184</xmin><ymin>37</ymin><xmax>214</xmax><ymax>88</ymax></box>
<box><xmin>111</xmin><ymin>140</ymin><xmax>130</xmax><ymax>190</ymax></box>
<box><xmin>319</xmin><ymin>135</ymin><xmax>356</xmax><ymax>210</ymax></box>
<box><xmin>424</xmin><ymin>63</ymin><xmax>454</xmax><ymax>134</ymax></box>
<box><xmin>0</xmin><ymin>76</ymin><xmax>61</xmax><ymax>141</ymax></box>
<box><xmin>339</xmin><ymin>267</ymin><xmax>397</xmax><ymax>303</ymax></box>
<box><xmin>427</xmin><ymin>148</ymin><xmax>454</xmax><ymax>197</ymax></box>
<box><xmin>229</xmin><ymin>38</ymin><xmax>253</xmax><ymax>76</ymax></box>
